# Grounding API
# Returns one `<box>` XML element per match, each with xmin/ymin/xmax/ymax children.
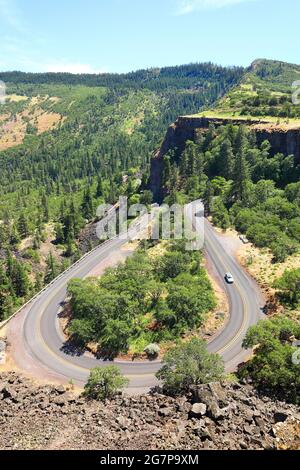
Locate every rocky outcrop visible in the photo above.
<box><xmin>0</xmin><ymin>372</ymin><xmax>299</xmax><ymax>450</ymax></box>
<box><xmin>254</xmin><ymin>126</ymin><xmax>300</xmax><ymax>162</ymax></box>
<box><xmin>150</xmin><ymin>116</ymin><xmax>300</xmax><ymax>202</ymax></box>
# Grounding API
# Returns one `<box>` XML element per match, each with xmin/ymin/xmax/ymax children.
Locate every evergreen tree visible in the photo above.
<box><xmin>45</xmin><ymin>252</ymin><xmax>59</xmax><ymax>284</ymax></box>
<box><xmin>96</xmin><ymin>177</ymin><xmax>103</xmax><ymax>198</ymax></box>
<box><xmin>163</xmin><ymin>155</ymin><xmax>171</xmax><ymax>189</ymax></box>
<box><xmin>82</xmin><ymin>188</ymin><xmax>94</xmax><ymax>220</ymax></box>
<box><xmin>17</xmin><ymin>212</ymin><xmax>29</xmax><ymax>239</ymax></box>
<box><xmin>203</xmin><ymin>181</ymin><xmax>214</xmax><ymax>212</ymax></box>
<box><xmin>0</xmin><ymin>266</ymin><xmax>12</xmax><ymax>320</ymax></box>
<box><xmin>42</xmin><ymin>194</ymin><xmax>49</xmax><ymax>222</ymax></box>
<box><xmin>12</xmin><ymin>261</ymin><xmax>30</xmax><ymax>297</ymax></box>
<box><xmin>10</xmin><ymin>224</ymin><xmax>20</xmax><ymax>247</ymax></box>
<box><xmin>232</xmin><ymin>131</ymin><xmax>250</xmax><ymax>202</ymax></box>
<box><xmin>219</xmin><ymin>139</ymin><xmax>234</xmax><ymax>179</ymax></box>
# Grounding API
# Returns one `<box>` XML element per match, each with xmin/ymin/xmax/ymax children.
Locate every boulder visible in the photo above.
<box><xmin>158</xmin><ymin>407</ymin><xmax>173</xmax><ymax>418</ymax></box>
<box><xmin>190</xmin><ymin>403</ymin><xmax>207</xmax><ymax>418</ymax></box>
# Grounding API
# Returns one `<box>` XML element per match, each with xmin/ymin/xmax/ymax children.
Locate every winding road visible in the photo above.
<box><xmin>6</xmin><ymin>203</ymin><xmax>265</xmax><ymax>392</ymax></box>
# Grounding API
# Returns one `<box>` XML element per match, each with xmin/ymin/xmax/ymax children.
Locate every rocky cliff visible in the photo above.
<box><xmin>150</xmin><ymin>116</ymin><xmax>300</xmax><ymax>202</ymax></box>
<box><xmin>0</xmin><ymin>372</ymin><xmax>299</xmax><ymax>450</ymax></box>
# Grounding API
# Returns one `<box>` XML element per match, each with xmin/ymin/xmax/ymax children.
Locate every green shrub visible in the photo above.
<box><xmin>240</xmin><ymin>317</ymin><xmax>300</xmax><ymax>404</ymax></box>
<box><xmin>84</xmin><ymin>366</ymin><xmax>129</xmax><ymax>401</ymax></box>
<box><xmin>156</xmin><ymin>338</ymin><xmax>225</xmax><ymax>396</ymax></box>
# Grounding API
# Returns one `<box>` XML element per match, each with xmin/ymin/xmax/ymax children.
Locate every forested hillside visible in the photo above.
<box><xmin>0</xmin><ymin>62</ymin><xmax>243</xmax><ymax>320</ymax></box>
<box><xmin>158</xmin><ymin>60</ymin><xmax>300</xmax><ymax>262</ymax></box>
<box><xmin>161</xmin><ymin>124</ymin><xmax>300</xmax><ymax>262</ymax></box>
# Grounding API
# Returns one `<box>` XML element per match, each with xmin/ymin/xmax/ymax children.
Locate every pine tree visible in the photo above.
<box><xmin>13</xmin><ymin>262</ymin><xmax>30</xmax><ymax>297</ymax></box>
<box><xmin>81</xmin><ymin>188</ymin><xmax>94</xmax><ymax>220</ymax></box>
<box><xmin>234</xmin><ymin>125</ymin><xmax>248</xmax><ymax>155</ymax></box>
<box><xmin>204</xmin><ymin>181</ymin><xmax>214</xmax><ymax>213</ymax></box>
<box><xmin>45</xmin><ymin>252</ymin><xmax>59</xmax><ymax>284</ymax></box>
<box><xmin>163</xmin><ymin>155</ymin><xmax>171</xmax><ymax>189</ymax></box>
<box><xmin>180</xmin><ymin>147</ymin><xmax>189</xmax><ymax>178</ymax></box>
<box><xmin>54</xmin><ymin>223</ymin><xmax>64</xmax><ymax>244</ymax></box>
<box><xmin>6</xmin><ymin>251</ymin><xmax>14</xmax><ymax>280</ymax></box>
<box><xmin>42</xmin><ymin>194</ymin><xmax>49</xmax><ymax>222</ymax></box>
<box><xmin>10</xmin><ymin>224</ymin><xmax>20</xmax><ymax>247</ymax></box>
<box><xmin>181</xmin><ymin>141</ymin><xmax>197</xmax><ymax>177</ymax></box>
<box><xmin>0</xmin><ymin>266</ymin><xmax>12</xmax><ymax>320</ymax></box>
<box><xmin>107</xmin><ymin>181</ymin><xmax>116</xmax><ymax>205</ymax></box>
<box><xmin>33</xmin><ymin>231</ymin><xmax>41</xmax><ymax>250</ymax></box>
<box><xmin>34</xmin><ymin>272</ymin><xmax>43</xmax><ymax>293</ymax></box>
<box><xmin>96</xmin><ymin>177</ymin><xmax>103</xmax><ymax>198</ymax></box>
<box><xmin>233</xmin><ymin>136</ymin><xmax>250</xmax><ymax>202</ymax></box>
<box><xmin>219</xmin><ymin>139</ymin><xmax>234</xmax><ymax>180</ymax></box>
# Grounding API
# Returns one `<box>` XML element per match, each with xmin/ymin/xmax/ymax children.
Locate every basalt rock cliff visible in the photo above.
<box><xmin>150</xmin><ymin>116</ymin><xmax>300</xmax><ymax>202</ymax></box>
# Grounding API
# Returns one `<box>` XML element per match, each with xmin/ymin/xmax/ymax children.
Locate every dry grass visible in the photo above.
<box><xmin>188</xmin><ymin>111</ymin><xmax>300</xmax><ymax>129</ymax></box>
<box><xmin>0</xmin><ymin>115</ymin><xmax>26</xmax><ymax>149</ymax></box>
<box><xmin>0</xmin><ymin>113</ymin><xmax>10</xmax><ymax>122</ymax></box>
<box><xmin>6</xmin><ymin>94</ymin><xmax>28</xmax><ymax>103</ymax></box>
<box><xmin>36</xmin><ymin>112</ymin><xmax>63</xmax><ymax>134</ymax></box>
<box><xmin>238</xmin><ymin>243</ymin><xmax>300</xmax><ymax>292</ymax></box>
<box><xmin>238</xmin><ymin>241</ymin><xmax>300</xmax><ymax>320</ymax></box>
<box><xmin>147</xmin><ymin>240</ymin><xmax>169</xmax><ymax>260</ymax></box>
<box><xmin>0</xmin><ymin>96</ymin><xmax>63</xmax><ymax>150</ymax></box>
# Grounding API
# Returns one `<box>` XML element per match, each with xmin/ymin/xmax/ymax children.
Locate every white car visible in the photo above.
<box><xmin>225</xmin><ymin>273</ymin><xmax>235</xmax><ymax>284</ymax></box>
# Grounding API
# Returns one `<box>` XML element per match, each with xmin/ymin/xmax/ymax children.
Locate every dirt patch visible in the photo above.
<box><xmin>7</xmin><ymin>94</ymin><xmax>28</xmax><ymax>103</ymax></box>
<box><xmin>49</xmin><ymin>96</ymin><xmax>61</xmax><ymax>104</ymax></box>
<box><xmin>36</xmin><ymin>112</ymin><xmax>63</xmax><ymax>134</ymax></box>
<box><xmin>19</xmin><ymin>223</ymin><xmax>63</xmax><ymax>271</ymax></box>
<box><xmin>38</xmin><ymin>223</ymin><xmax>64</xmax><ymax>268</ymax></box>
<box><xmin>0</xmin><ymin>113</ymin><xmax>9</xmax><ymax>122</ymax></box>
<box><xmin>0</xmin><ymin>114</ymin><xmax>26</xmax><ymax>149</ymax></box>
<box><xmin>0</xmin><ymin>96</ymin><xmax>63</xmax><ymax>150</ymax></box>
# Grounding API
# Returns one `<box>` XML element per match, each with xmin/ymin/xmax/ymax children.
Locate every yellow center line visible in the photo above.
<box><xmin>204</xmin><ymin>233</ymin><xmax>249</xmax><ymax>355</ymax></box>
<box><xmin>32</xmin><ymin>223</ymin><xmax>250</xmax><ymax>380</ymax></box>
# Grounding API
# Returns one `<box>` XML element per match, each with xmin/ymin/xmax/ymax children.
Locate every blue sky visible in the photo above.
<box><xmin>0</xmin><ymin>0</ymin><xmax>299</xmax><ymax>73</ymax></box>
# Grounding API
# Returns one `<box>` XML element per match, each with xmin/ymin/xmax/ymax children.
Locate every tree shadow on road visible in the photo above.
<box><xmin>60</xmin><ymin>339</ymin><xmax>86</xmax><ymax>357</ymax></box>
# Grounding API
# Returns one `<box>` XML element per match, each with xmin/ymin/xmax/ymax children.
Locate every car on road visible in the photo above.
<box><xmin>225</xmin><ymin>273</ymin><xmax>235</xmax><ymax>284</ymax></box>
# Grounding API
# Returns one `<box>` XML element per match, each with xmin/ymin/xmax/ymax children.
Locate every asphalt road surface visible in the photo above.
<box><xmin>13</xmin><ymin>204</ymin><xmax>264</xmax><ymax>391</ymax></box>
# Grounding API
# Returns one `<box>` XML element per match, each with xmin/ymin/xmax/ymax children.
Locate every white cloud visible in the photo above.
<box><xmin>176</xmin><ymin>0</ymin><xmax>255</xmax><ymax>15</ymax></box>
<box><xmin>44</xmin><ymin>62</ymin><xmax>108</xmax><ymax>75</ymax></box>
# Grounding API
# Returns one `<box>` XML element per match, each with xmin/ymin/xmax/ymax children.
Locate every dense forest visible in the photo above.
<box><xmin>161</xmin><ymin>123</ymin><xmax>300</xmax><ymax>262</ymax></box>
<box><xmin>0</xmin><ymin>62</ymin><xmax>244</xmax><ymax>320</ymax></box>
<box><xmin>0</xmin><ymin>63</ymin><xmax>244</xmax><ymax>91</ymax></box>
